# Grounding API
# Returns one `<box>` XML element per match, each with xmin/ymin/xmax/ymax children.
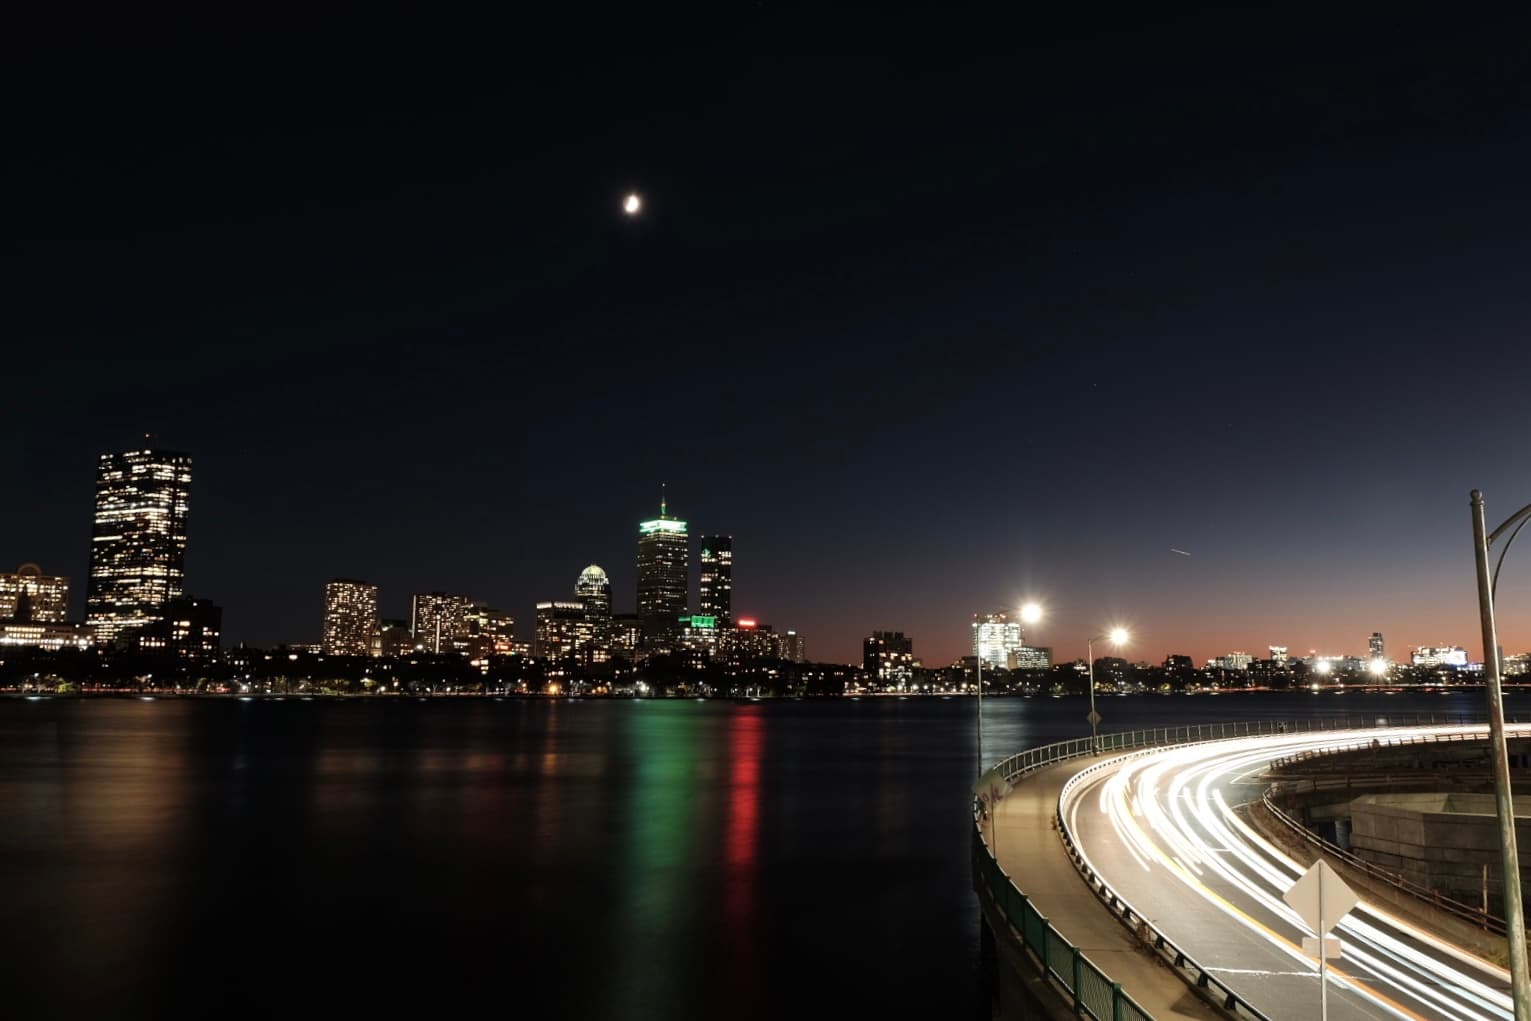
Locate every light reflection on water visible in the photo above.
<box><xmin>0</xmin><ymin>690</ymin><xmax>1495</xmax><ymax>1019</ymax></box>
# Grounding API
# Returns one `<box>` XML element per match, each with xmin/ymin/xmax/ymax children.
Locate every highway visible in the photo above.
<box><xmin>1060</xmin><ymin>724</ymin><xmax>1531</xmax><ymax>1021</ymax></box>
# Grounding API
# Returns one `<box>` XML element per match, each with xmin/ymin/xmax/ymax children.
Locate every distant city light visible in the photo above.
<box><xmin>623</xmin><ymin>193</ymin><xmax>641</xmax><ymax>214</ymax></box>
<box><xmin>1368</xmin><ymin>657</ymin><xmax>1388</xmax><ymax>677</ymax></box>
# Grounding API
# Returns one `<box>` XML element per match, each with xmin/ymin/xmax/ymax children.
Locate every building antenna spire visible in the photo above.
<box><xmin>661</xmin><ymin>481</ymin><xmax>667</xmax><ymax>517</ymax></box>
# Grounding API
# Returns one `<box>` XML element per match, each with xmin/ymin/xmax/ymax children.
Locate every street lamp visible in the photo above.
<box><xmin>976</xmin><ymin>603</ymin><xmax>1044</xmax><ymax>770</ymax></box>
<box><xmin>1086</xmin><ymin>628</ymin><xmax>1130</xmax><ymax>754</ymax></box>
<box><xmin>1470</xmin><ymin>489</ymin><xmax>1531</xmax><ymax>1019</ymax></box>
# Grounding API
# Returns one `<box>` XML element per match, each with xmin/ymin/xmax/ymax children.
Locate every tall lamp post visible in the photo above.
<box><xmin>1086</xmin><ymin>628</ymin><xmax>1130</xmax><ymax>754</ymax></box>
<box><xmin>1470</xmin><ymin>489</ymin><xmax>1531</xmax><ymax>1019</ymax></box>
<box><xmin>975</xmin><ymin>603</ymin><xmax>1044</xmax><ymax>771</ymax></box>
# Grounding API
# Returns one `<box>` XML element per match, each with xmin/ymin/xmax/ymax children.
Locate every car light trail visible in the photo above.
<box><xmin>1059</xmin><ymin>725</ymin><xmax>1527</xmax><ymax>1020</ymax></box>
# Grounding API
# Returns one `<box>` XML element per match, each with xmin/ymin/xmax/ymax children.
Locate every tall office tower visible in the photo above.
<box><xmin>972</xmin><ymin>612</ymin><xmax>1022</xmax><ymax>670</ymax></box>
<box><xmin>778</xmin><ymin>629</ymin><xmax>806</xmax><ymax>664</ymax></box>
<box><xmin>576</xmin><ymin>565</ymin><xmax>612</xmax><ymax>620</ymax></box>
<box><xmin>1269</xmin><ymin>645</ymin><xmax>1288</xmax><ymax>665</ymax></box>
<box><xmin>1368</xmin><ymin>632</ymin><xmax>1385</xmax><ymax>660</ymax></box>
<box><xmin>85</xmin><ymin>446</ymin><xmax>192</xmax><ymax>642</ymax></box>
<box><xmin>0</xmin><ymin>564</ymin><xmax>70</xmax><ymax>622</ymax></box>
<box><xmin>636</xmin><ymin>493</ymin><xmax>688</xmax><ymax>653</ymax></box>
<box><xmin>411</xmin><ymin>592</ymin><xmax>473</xmax><ymax>654</ymax></box>
<box><xmin>698</xmin><ymin>535</ymin><xmax>733</xmax><ymax>624</ymax></box>
<box><xmin>322</xmin><ymin>579</ymin><xmax>379</xmax><ymax>656</ymax></box>
<box><xmin>863</xmin><ymin>630</ymin><xmax>914</xmax><ymax>687</ymax></box>
<box><xmin>536</xmin><ymin>601</ymin><xmax>591</xmax><ymax>659</ymax></box>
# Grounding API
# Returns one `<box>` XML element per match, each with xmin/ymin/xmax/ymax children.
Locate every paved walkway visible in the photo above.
<box><xmin>990</xmin><ymin>757</ymin><xmax>1224</xmax><ymax>1020</ymax></box>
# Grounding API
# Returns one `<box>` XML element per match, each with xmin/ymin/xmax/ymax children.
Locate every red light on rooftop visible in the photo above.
<box><xmin>737</xmin><ymin>618</ymin><xmax>757</xmax><ymax>629</ymax></box>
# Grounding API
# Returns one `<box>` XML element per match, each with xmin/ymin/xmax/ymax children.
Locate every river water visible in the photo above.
<box><xmin>0</xmin><ymin>690</ymin><xmax>1499</xmax><ymax>1019</ymax></box>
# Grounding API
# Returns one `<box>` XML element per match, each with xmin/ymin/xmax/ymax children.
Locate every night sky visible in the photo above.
<box><xmin>6</xmin><ymin>9</ymin><xmax>1531</xmax><ymax>665</ymax></box>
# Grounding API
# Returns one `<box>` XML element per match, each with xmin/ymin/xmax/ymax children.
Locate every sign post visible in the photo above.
<box><xmin>1283</xmin><ymin>860</ymin><xmax>1359</xmax><ymax>1021</ymax></box>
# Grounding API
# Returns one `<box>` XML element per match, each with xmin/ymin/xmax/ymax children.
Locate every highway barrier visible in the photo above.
<box><xmin>973</xmin><ymin>711</ymin><xmax>1505</xmax><ymax>1021</ymax></box>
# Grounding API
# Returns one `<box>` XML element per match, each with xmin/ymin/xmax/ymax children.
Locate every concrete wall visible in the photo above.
<box><xmin>1349</xmin><ymin>792</ymin><xmax>1531</xmax><ymax>905</ymax></box>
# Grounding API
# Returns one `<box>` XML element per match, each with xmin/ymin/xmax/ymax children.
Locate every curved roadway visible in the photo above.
<box><xmin>1061</xmin><ymin>724</ymin><xmax>1531</xmax><ymax>1021</ymax></box>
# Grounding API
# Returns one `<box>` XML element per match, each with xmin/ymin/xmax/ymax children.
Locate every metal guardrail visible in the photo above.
<box><xmin>1262</xmin><ymin>727</ymin><xmax>1512</xmax><ymax>935</ymax></box>
<box><xmin>973</xmin><ymin>829</ymin><xmax>1153</xmax><ymax>1021</ymax></box>
<box><xmin>973</xmin><ymin>712</ymin><xmax>1503</xmax><ymax>1021</ymax></box>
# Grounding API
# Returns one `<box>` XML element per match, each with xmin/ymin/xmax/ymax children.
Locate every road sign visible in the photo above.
<box><xmin>1086</xmin><ymin>710</ymin><xmax>1102</xmax><ymax>726</ymax></box>
<box><xmin>1302</xmin><ymin>936</ymin><xmax>1342</xmax><ymax>959</ymax></box>
<box><xmin>1284</xmin><ymin>860</ymin><xmax>1358</xmax><ymax>1021</ymax></box>
<box><xmin>1284</xmin><ymin>859</ymin><xmax>1358</xmax><ymax>936</ymax></box>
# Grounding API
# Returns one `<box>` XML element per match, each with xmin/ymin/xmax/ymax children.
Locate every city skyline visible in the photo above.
<box><xmin>3</xmin><ymin>441</ymin><xmax>1526</xmax><ymax>668</ymax></box>
<box><xmin>4</xmin><ymin>12</ymin><xmax>1531</xmax><ymax>666</ymax></box>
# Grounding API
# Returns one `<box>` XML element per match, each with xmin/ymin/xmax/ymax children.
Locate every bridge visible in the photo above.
<box><xmin>973</xmin><ymin>716</ymin><xmax>1527</xmax><ymax>1021</ymax></box>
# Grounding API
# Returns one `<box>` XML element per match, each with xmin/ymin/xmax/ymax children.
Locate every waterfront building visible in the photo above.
<box><xmin>379</xmin><ymin>619</ymin><xmax>414</xmax><ymax>657</ymax></box>
<box><xmin>322</xmin><ymin>579</ymin><xmax>379</xmax><ymax>656</ymax></box>
<box><xmin>972</xmin><ymin>612</ymin><xmax>1022</xmax><ymax>670</ymax></box>
<box><xmin>0</xmin><ymin>621</ymin><xmax>94</xmax><ymax>650</ymax></box>
<box><xmin>1411</xmin><ymin>646</ymin><xmax>1469</xmax><ymax>668</ymax></box>
<box><xmin>0</xmin><ymin>564</ymin><xmax>70</xmax><ymax>622</ymax></box>
<box><xmin>1369</xmin><ymin>632</ymin><xmax>1385</xmax><ymax>660</ymax></box>
<box><xmin>610</xmin><ymin>613</ymin><xmax>641</xmax><ymax>660</ymax></box>
<box><xmin>1269</xmin><ymin>645</ymin><xmax>1288</xmax><ymax>665</ymax></box>
<box><xmin>637</xmin><ymin>494</ymin><xmax>688</xmax><ymax>653</ymax></box>
<box><xmin>1210</xmin><ymin>651</ymin><xmax>1254</xmax><ymax>671</ymax></box>
<box><xmin>131</xmin><ymin>597</ymin><xmax>222</xmax><ymax>661</ymax></box>
<box><xmin>698</xmin><ymin>536</ymin><xmax>732</xmax><ymax>624</ymax></box>
<box><xmin>777</xmin><ymin>629</ymin><xmax>806</xmax><ymax>664</ymax></box>
<box><xmin>411</xmin><ymin>592</ymin><xmax>473</xmax><ymax>653</ymax></box>
<box><xmin>85</xmin><ymin>446</ymin><xmax>192</xmax><ymax>642</ymax></box>
<box><xmin>535</xmin><ymin>600</ymin><xmax>590</xmax><ymax>659</ymax></box>
<box><xmin>1010</xmin><ymin>645</ymin><xmax>1051</xmax><ymax>670</ymax></box>
<box><xmin>864</xmin><ymin>630</ymin><xmax>915</xmax><ymax>688</ymax></box>
<box><xmin>465</xmin><ymin>605</ymin><xmax>517</xmax><ymax>657</ymax></box>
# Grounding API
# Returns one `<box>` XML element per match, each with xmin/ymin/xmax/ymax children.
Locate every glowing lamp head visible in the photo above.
<box><xmin>623</xmin><ymin>193</ymin><xmax>641</xmax><ymax>215</ymax></box>
<box><xmin>1315</xmin><ymin>659</ymin><xmax>1333</xmax><ymax>675</ymax></box>
<box><xmin>1369</xmin><ymin>658</ymin><xmax>1388</xmax><ymax>677</ymax></box>
<box><xmin>1020</xmin><ymin>602</ymin><xmax>1043</xmax><ymax>625</ymax></box>
<box><xmin>1108</xmin><ymin>627</ymin><xmax>1130</xmax><ymax>646</ymax></box>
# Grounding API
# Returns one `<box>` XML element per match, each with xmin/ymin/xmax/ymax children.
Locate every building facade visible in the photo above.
<box><xmin>972</xmin><ymin>612</ymin><xmax>1022</xmax><ymax>670</ymax></box>
<box><xmin>536</xmin><ymin>600</ymin><xmax>591</xmax><ymax>660</ymax></box>
<box><xmin>1369</xmin><ymin>632</ymin><xmax>1385</xmax><ymax>660</ymax></box>
<box><xmin>131</xmin><ymin>597</ymin><xmax>221</xmax><ymax>661</ymax></box>
<box><xmin>411</xmin><ymin>592</ymin><xmax>473</xmax><ymax>654</ymax></box>
<box><xmin>576</xmin><ymin>565</ymin><xmax>611</xmax><ymax>620</ymax></box>
<box><xmin>85</xmin><ymin>446</ymin><xmax>193</xmax><ymax>642</ymax></box>
<box><xmin>637</xmin><ymin>497</ymin><xmax>688</xmax><ymax>654</ymax></box>
<box><xmin>322</xmin><ymin>579</ymin><xmax>379</xmax><ymax>656</ymax></box>
<box><xmin>864</xmin><ymin>630</ymin><xmax>915</xmax><ymax>688</ymax></box>
<box><xmin>698</xmin><ymin>535</ymin><xmax>732</xmax><ymax>624</ymax></box>
<box><xmin>0</xmin><ymin>564</ymin><xmax>70</xmax><ymax>622</ymax></box>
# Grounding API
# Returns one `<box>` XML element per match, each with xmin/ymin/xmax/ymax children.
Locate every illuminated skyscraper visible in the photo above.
<box><xmin>637</xmin><ymin>493</ymin><xmax>688</xmax><ymax>653</ymax></box>
<box><xmin>698</xmin><ymin>535</ymin><xmax>732</xmax><ymax>624</ymax></box>
<box><xmin>411</xmin><ymin>592</ymin><xmax>473</xmax><ymax>654</ymax></box>
<box><xmin>972</xmin><ymin>612</ymin><xmax>1022</xmax><ymax>670</ymax></box>
<box><xmin>0</xmin><ymin>564</ymin><xmax>70</xmax><ymax>622</ymax></box>
<box><xmin>536</xmin><ymin>600</ymin><xmax>591</xmax><ymax>659</ymax></box>
<box><xmin>1369</xmin><ymin>632</ymin><xmax>1385</xmax><ymax>659</ymax></box>
<box><xmin>323</xmin><ymin>579</ymin><xmax>379</xmax><ymax>656</ymax></box>
<box><xmin>576</xmin><ymin>564</ymin><xmax>612</xmax><ymax>620</ymax></box>
<box><xmin>85</xmin><ymin>446</ymin><xmax>192</xmax><ymax>642</ymax></box>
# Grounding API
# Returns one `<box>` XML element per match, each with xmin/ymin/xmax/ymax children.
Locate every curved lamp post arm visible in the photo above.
<box><xmin>1491</xmin><ymin>501</ymin><xmax>1531</xmax><ymax>598</ymax></box>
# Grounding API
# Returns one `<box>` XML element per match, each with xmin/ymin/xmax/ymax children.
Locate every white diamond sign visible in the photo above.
<box><xmin>1284</xmin><ymin>859</ymin><xmax>1358</xmax><ymax>936</ymax></box>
